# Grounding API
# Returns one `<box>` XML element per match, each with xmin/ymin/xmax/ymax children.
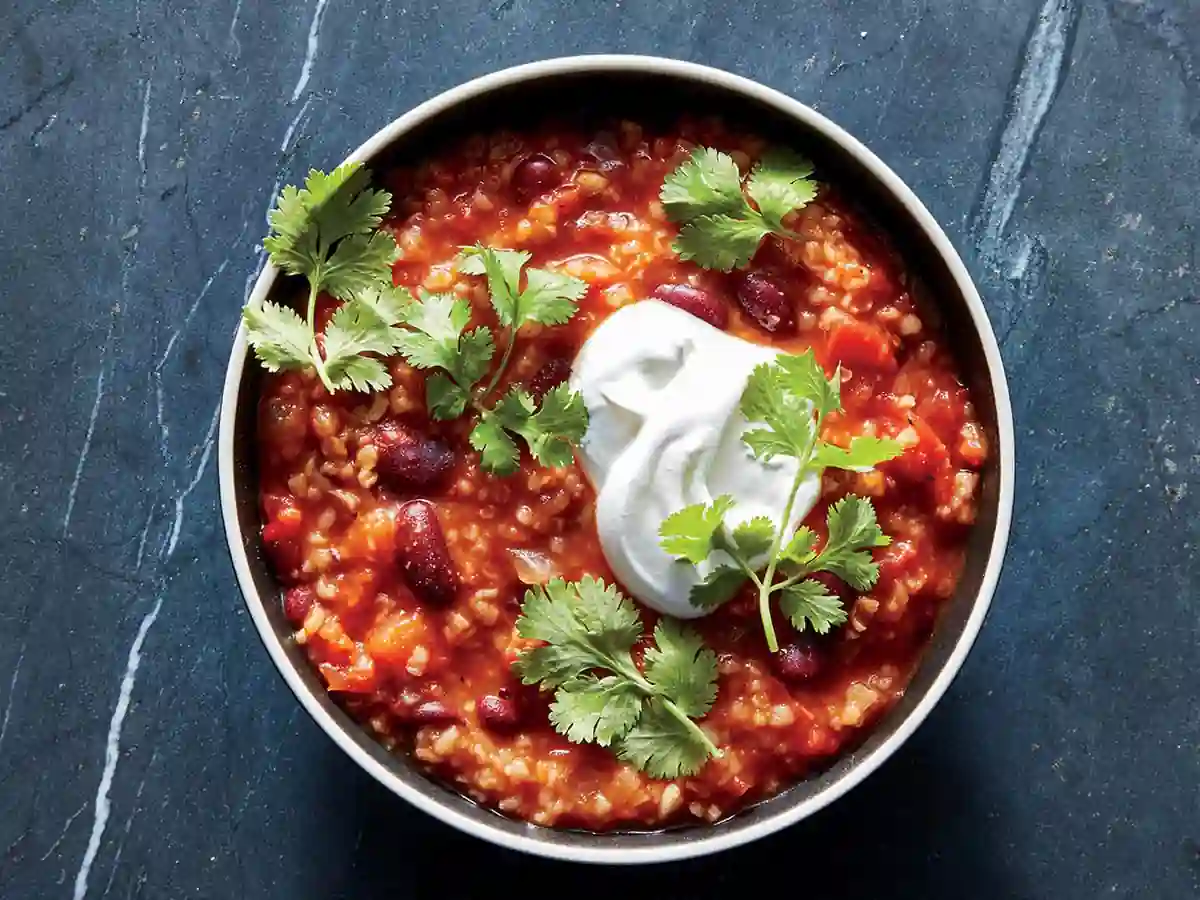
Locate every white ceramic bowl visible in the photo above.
<box><xmin>219</xmin><ymin>55</ymin><xmax>1015</xmax><ymax>864</ymax></box>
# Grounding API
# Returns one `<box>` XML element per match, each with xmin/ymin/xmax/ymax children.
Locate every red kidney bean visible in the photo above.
<box><xmin>410</xmin><ymin>699</ymin><xmax>457</xmax><ymax>726</ymax></box>
<box><xmin>651</xmin><ymin>283</ymin><xmax>729</xmax><ymax>329</ymax></box>
<box><xmin>370</xmin><ymin>420</ymin><xmax>455</xmax><ymax>492</ymax></box>
<box><xmin>527</xmin><ymin>355</ymin><xmax>573</xmax><ymax>400</ymax></box>
<box><xmin>773</xmin><ymin>637</ymin><xmax>827</xmax><ymax>684</ymax></box>
<box><xmin>736</xmin><ymin>272</ymin><xmax>795</xmax><ymax>334</ymax></box>
<box><xmin>511</xmin><ymin>153</ymin><xmax>560</xmax><ymax>202</ymax></box>
<box><xmin>478</xmin><ymin>694</ymin><xmax>521</xmax><ymax>732</ymax></box>
<box><xmin>584</xmin><ymin>133</ymin><xmax>625</xmax><ymax>173</ymax></box>
<box><xmin>393</xmin><ymin>500</ymin><xmax>459</xmax><ymax>606</ymax></box>
<box><xmin>282</xmin><ymin>585</ymin><xmax>315</xmax><ymax>628</ymax></box>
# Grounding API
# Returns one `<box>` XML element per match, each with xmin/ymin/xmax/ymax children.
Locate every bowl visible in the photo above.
<box><xmin>218</xmin><ymin>55</ymin><xmax>1015</xmax><ymax>864</ymax></box>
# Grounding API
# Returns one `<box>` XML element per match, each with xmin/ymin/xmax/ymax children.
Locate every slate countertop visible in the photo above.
<box><xmin>1</xmin><ymin>1</ymin><xmax>1197</xmax><ymax>897</ymax></box>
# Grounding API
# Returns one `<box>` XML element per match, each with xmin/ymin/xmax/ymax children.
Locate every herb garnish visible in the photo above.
<box><xmin>244</xmin><ymin>164</ymin><xmax>406</xmax><ymax>393</ymax></box>
<box><xmin>392</xmin><ymin>245</ymin><xmax>589</xmax><ymax>475</ymax></box>
<box><xmin>658</xmin><ymin>350</ymin><xmax>904</xmax><ymax>652</ymax></box>
<box><xmin>241</xmin><ymin>168</ymin><xmax>589</xmax><ymax>475</ymax></box>
<box><xmin>660</xmin><ymin>147</ymin><xmax>817</xmax><ymax>271</ymax></box>
<box><xmin>513</xmin><ymin>577</ymin><xmax>720</xmax><ymax>779</ymax></box>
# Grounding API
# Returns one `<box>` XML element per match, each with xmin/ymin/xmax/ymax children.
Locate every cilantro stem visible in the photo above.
<box><xmin>304</xmin><ymin>279</ymin><xmax>335</xmax><ymax>391</ymax></box>
<box><xmin>477</xmin><ymin>330</ymin><xmax>517</xmax><ymax>402</ymax></box>
<box><xmin>609</xmin><ymin>655</ymin><xmax>722</xmax><ymax>761</ymax></box>
<box><xmin>755</xmin><ymin>469</ymin><xmax>805</xmax><ymax>652</ymax></box>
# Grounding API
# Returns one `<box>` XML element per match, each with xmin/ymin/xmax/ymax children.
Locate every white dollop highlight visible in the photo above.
<box><xmin>571</xmin><ymin>301</ymin><xmax>819</xmax><ymax>619</ymax></box>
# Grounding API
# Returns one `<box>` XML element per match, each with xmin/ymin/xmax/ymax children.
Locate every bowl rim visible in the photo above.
<box><xmin>218</xmin><ymin>53</ymin><xmax>1015</xmax><ymax>864</ymax></box>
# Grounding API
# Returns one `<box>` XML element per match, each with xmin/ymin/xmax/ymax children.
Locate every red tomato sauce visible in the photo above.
<box><xmin>255</xmin><ymin>118</ymin><xmax>988</xmax><ymax>829</ymax></box>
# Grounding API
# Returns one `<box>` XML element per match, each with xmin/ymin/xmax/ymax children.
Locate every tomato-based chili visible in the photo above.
<box><xmin>256</xmin><ymin>118</ymin><xmax>988</xmax><ymax>829</ymax></box>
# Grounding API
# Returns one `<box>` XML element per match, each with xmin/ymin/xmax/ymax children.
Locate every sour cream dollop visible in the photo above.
<box><xmin>570</xmin><ymin>300</ymin><xmax>820</xmax><ymax>619</ymax></box>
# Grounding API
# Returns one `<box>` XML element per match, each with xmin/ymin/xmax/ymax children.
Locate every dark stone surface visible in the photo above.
<box><xmin>1</xmin><ymin>0</ymin><xmax>1197</xmax><ymax>897</ymax></box>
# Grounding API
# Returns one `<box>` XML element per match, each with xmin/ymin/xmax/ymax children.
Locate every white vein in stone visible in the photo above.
<box><xmin>39</xmin><ymin>802</ymin><xmax>88</xmax><ymax>862</ymax></box>
<box><xmin>154</xmin><ymin>251</ymin><xmax>236</xmax><ymax>459</ymax></box>
<box><xmin>975</xmin><ymin>0</ymin><xmax>1077</xmax><ymax>268</ymax></box>
<box><xmin>134</xmin><ymin>508</ymin><xmax>155</xmax><ymax>572</ymax></box>
<box><xmin>228</xmin><ymin>0</ymin><xmax>244</xmax><ymax>57</ymax></box>
<box><xmin>137</xmin><ymin>78</ymin><xmax>151</xmax><ymax>189</ymax></box>
<box><xmin>101</xmin><ymin>752</ymin><xmax>155</xmax><ymax>897</ymax></box>
<box><xmin>289</xmin><ymin>0</ymin><xmax>332</xmax><ymax>103</ymax></box>
<box><xmin>0</xmin><ymin>643</ymin><xmax>25</xmax><ymax>753</ymax></box>
<box><xmin>280</xmin><ymin>95</ymin><xmax>312</xmax><ymax>153</ymax></box>
<box><xmin>62</xmin><ymin>343</ymin><xmax>110</xmax><ymax>536</ymax></box>
<box><xmin>166</xmin><ymin>404</ymin><xmax>220</xmax><ymax>558</ymax></box>
<box><xmin>71</xmin><ymin>596</ymin><xmax>163</xmax><ymax>900</ymax></box>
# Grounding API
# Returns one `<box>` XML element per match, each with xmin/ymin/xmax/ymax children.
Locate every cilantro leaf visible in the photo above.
<box><xmin>457</xmin><ymin>245</ymin><xmax>586</xmax><ymax>329</ymax></box>
<box><xmin>731</xmin><ymin>516</ymin><xmax>776</xmax><ymax>559</ymax></box>
<box><xmin>513</xmin><ymin>578</ymin><xmax>721</xmax><ymax>779</ymax></box>
<box><xmin>778</xmin><ymin>580</ymin><xmax>847</xmax><ymax>634</ymax></box>
<box><xmin>519</xmin><ymin>267</ymin><xmax>589</xmax><ymax>325</ymax></box>
<box><xmin>549</xmin><ymin>675</ymin><xmax>643</xmax><ymax>747</ymax></box>
<box><xmin>813</xmin><ymin>496</ymin><xmax>890</xmax><ymax>591</ymax></box>
<box><xmin>457</xmin><ymin>245</ymin><xmax>530</xmax><ymax>326</ymax></box>
<box><xmin>322</xmin><ymin>296</ymin><xmax>405</xmax><ymax>373</ymax></box>
<box><xmin>617</xmin><ymin>699</ymin><xmax>715</xmax><ymax>779</ymax></box>
<box><xmin>812</xmin><ymin>436</ymin><xmax>905</xmax><ymax>472</ymax></box>
<box><xmin>740</xmin><ymin>362</ymin><xmax>816</xmax><ymax>461</ymax></box>
<box><xmin>484</xmin><ymin>384</ymin><xmax>588</xmax><ymax>471</ymax></box>
<box><xmin>243</xmin><ymin>301</ymin><xmax>312</xmax><ymax>372</ymax></box>
<box><xmin>322</xmin><ymin>232</ymin><xmax>401</xmax><ymax>299</ymax></box>
<box><xmin>390</xmin><ymin>290</ymin><xmax>495</xmax><ymax>409</ymax></box>
<box><xmin>660</xmin><ymin>146</ymin><xmax>818</xmax><ymax>271</ymax></box>
<box><xmin>521</xmin><ymin>383</ymin><xmax>589</xmax><ymax>468</ymax></box>
<box><xmin>674</xmin><ymin>215</ymin><xmax>771</xmax><ymax>272</ymax></box>
<box><xmin>747</xmin><ymin>150</ymin><xmax>817</xmax><ymax>230</ymax></box>
<box><xmin>642</xmin><ymin>621</ymin><xmax>718</xmax><ymax>719</ymax></box>
<box><xmin>263</xmin><ymin>164</ymin><xmax>395</xmax><ymax>299</ymax></box>
<box><xmin>513</xmin><ymin>577</ymin><xmax>643</xmax><ymax>689</ymax></box>
<box><xmin>328</xmin><ymin>356</ymin><xmax>391</xmax><ymax>394</ymax></box>
<box><xmin>781</xmin><ymin>526</ymin><xmax>818</xmax><ymax>565</ymax></box>
<box><xmin>426</xmin><ymin>373</ymin><xmax>468</xmax><ymax>420</ymax></box>
<box><xmin>659</xmin><ymin>147</ymin><xmax>746</xmax><ymax>220</ymax></box>
<box><xmin>775</xmin><ymin>351</ymin><xmax>840</xmax><ymax>419</ymax></box>
<box><xmin>469</xmin><ymin>413</ymin><xmax>520</xmax><ymax>476</ymax></box>
<box><xmin>689</xmin><ymin>567</ymin><xmax>747</xmax><ymax>610</ymax></box>
<box><xmin>658</xmin><ymin>495</ymin><xmax>736</xmax><ymax>564</ymax></box>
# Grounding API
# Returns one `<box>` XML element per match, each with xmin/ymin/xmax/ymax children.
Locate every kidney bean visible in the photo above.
<box><xmin>370</xmin><ymin>420</ymin><xmax>455</xmax><ymax>492</ymax></box>
<box><xmin>736</xmin><ymin>271</ymin><xmax>795</xmax><ymax>334</ymax></box>
<box><xmin>478</xmin><ymin>694</ymin><xmax>521</xmax><ymax>732</ymax></box>
<box><xmin>282</xmin><ymin>585</ymin><xmax>315</xmax><ymax>628</ymax></box>
<box><xmin>527</xmin><ymin>355</ymin><xmax>573</xmax><ymax>400</ymax></box>
<box><xmin>393</xmin><ymin>500</ymin><xmax>459</xmax><ymax>606</ymax></box>
<box><xmin>511</xmin><ymin>153</ymin><xmax>560</xmax><ymax>202</ymax></box>
<box><xmin>410</xmin><ymin>699</ymin><xmax>458</xmax><ymax>726</ymax></box>
<box><xmin>773</xmin><ymin>636</ymin><xmax>827</xmax><ymax>684</ymax></box>
<box><xmin>651</xmin><ymin>283</ymin><xmax>729</xmax><ymax>329</ymax></box>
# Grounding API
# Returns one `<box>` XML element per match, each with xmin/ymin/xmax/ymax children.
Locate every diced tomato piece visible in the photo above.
<box><xmin>365</xmin><ymin>610</ymin><xmax>434</xmax><ymax>669</ymax></box>
<box><xmin>876</xmin><ymin>540</ymin><xmax>918</xmax><ymax>584</ymax></box>
<box><xmin>827</xmin><ymin>320</ymin><xmax>897</xmax><ymax>371</ymax></box>
<box><xmin>884</xmin><ymin>417</ymin><xmax>950</xmax><ymax>484</ymax></box>
<box><xmin>319</xmin><ymin>658</ymin><xmax>378</xmax><ymax>694</ymax></box>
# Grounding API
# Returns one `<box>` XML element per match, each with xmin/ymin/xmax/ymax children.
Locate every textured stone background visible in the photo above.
<box><xmin>0</xmin><ymin>1</ymin><xmax>1196</xmax><ymax>897</ymax></box>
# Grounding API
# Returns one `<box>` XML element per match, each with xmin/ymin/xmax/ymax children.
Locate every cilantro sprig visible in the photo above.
<box><xmin>241</xmin><ymin>169</ymin><xmax>589</xmax><ymax>474</ymax></box>
<box><xmin>244</xmin><ymin>164</ymin><xmax>406</xmax><ymax>392</ymax></box>
<box><xmin>389</xmin><ymin>245</ymin><xmax>588</xmax><ymax>475</ymax></box>
<box><xmin>660</xmin><ymin>147</ymin><xmax>817</xmax><ymax>271</ymax></box>
<box><xmin>658</xmin><ymin>350</ymin><xmax>904</xmax><ymax>652</ymax></box>
<box><xmin>513</xmin><ymin>577</ymin><xmax>720</xmax><ymax>779</ymax></box>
